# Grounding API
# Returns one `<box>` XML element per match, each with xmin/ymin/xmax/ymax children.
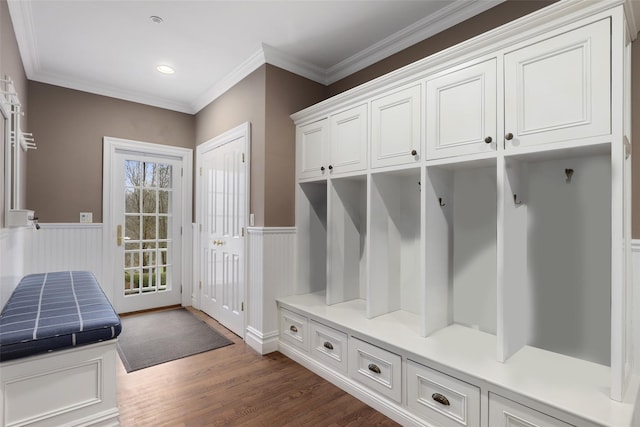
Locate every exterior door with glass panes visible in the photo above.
<box><xmin>113</xmin><ymin>153</ymin><xmax>183</xmax><ymax>313</ymax></box>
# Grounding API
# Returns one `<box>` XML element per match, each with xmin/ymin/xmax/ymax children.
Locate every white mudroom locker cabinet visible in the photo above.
<box><xmin>279</xmin><ymin>1</ymin><xmax>639</xmax><ymax>426</ymax></box>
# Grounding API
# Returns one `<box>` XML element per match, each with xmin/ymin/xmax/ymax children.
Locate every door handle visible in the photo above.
<box><xmin>117</xmin><ymin>225</ymin><xmax>130</xmax><ymax>246</ymax></box>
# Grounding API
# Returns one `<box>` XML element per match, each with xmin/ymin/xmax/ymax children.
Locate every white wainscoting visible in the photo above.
<box><xmin>246</xmin><ymin>227</ymin><xmax>296</xmax><ymax>355</ymax></box>
<box><xmin>0</xmin><ymin>227</ymin><xmax>27</xmax><ymax>308</ymax></box>
<box><xmin>632</xmin><ymin>240</ymin><xmax>640</xmax><ymax>377</ymax></box>
<box><xmin>22</xmin><ymin>223</ymin><xmax>107</xmax><ymax>299</ymax></box>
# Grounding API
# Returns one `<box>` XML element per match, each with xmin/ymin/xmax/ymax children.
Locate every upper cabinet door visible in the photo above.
<box><xmin>297</xmin><ymin>119</ymin><xmax>329</xmax><ymax>180</ymax></box>
<box><xmin>504</xmin><ymin>18</ymin><xmax>610</xmax><ymax>150</ymax></box>
<box><xmin>426</xmin><ymin>58</ymin><xmax>497</xmax><ymax>160</ymax></box>
<box><xmin>329</xmin><ymin>104</ymin><xmax>368</xmax><ymax>175</ymax></box>
<box><xmin>371</xmin><ymin>84</ymin><xmax>422</xmax><ymax>168</ymax></box>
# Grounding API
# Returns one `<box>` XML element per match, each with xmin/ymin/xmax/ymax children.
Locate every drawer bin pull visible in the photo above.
<box><xmin>368</xmin><ymin>363</ymin><xmax>381</xmax><ymax>374</ymax></box>
<box><xmin>289</xmin><ymin>325</ymin><xmax>298</xmax><ymax>333</ymax></box>
<box><xmin>323</xmin><ymin>341</ymin><xmax>334</xmax><ymax>350</ymax></box>
<box><xmin>432</xmin><ymin>393</ymin><xmax>450</xmax><ymax>406</ymax></box>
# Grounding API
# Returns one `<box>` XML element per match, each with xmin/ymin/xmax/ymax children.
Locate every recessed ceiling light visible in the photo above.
<box><xmin>156</xmin><ymin>65</ymin><xmax>175</xmax><ymax>75</ymax></box>
<box><xmin>149</xmin><ymin>15</ymin><xmax>164</xmax><ymax>24</ymax></box>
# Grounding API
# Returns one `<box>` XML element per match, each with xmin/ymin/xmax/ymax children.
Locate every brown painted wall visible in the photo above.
<box><xmin>195</xmin><ymin>66</ymin><xmax>267</xmax><ymax>226</ymax></box>
<box><xmin>264</xmin><ymin>65</ymin><xmax>327</xmax><ymax>226</ymax></box>
<box><xmin>0</xmin><ymin>0</ymin><xmax>29</xmax><ymax>227</ymax></box>
<box><xmin>26</xmin><ymin>82</ymin><xmax>195</xmax><ymax>223</ymax></box>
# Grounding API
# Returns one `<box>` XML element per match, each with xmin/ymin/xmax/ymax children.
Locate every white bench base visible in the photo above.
<box><xmin>0</xmin><ymin>340</ymin><xmax>119</xmax><ymax>427</ymax></box>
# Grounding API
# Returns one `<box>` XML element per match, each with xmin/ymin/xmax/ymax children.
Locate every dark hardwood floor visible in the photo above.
<box><xmin>116</xmin><ymin>307</ymin><xmax>400</xmax><ymax>426</ymax></box>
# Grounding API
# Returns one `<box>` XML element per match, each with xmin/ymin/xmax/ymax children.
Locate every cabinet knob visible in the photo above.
<box><xmin>411</xmin><ymin>149</ymin><xmax>418</xmax><ymax>156</ymax></box>
<box><xmin>484</xmin><ymin>136</ymin><xmax>493</xmax><ymax>144</ymax></box>
<box><xmin>320</xmin><ymin>166</ymin><xmax>325</xmax><ymax>171</ymax></box>
<box><xmin>505</xmin><ymin>132</ymin><xmax>514</xmax><ymax>141</ymax></box>
<box><xmin>368</xmin><ymin>363</ymin><xmax>381</xmax><ymax>374</ymax></box>
<box><xmin>328</xmin><ymin>165</ymin><xmax>333</xmax><ymax>170</ymax></box>
<box><xmin>323</xmin><ymin>341</ymin><xmax>334</xmax><ymax>350</ymax></box>
<box><xmin>289</xmin><ymin>325</ymin><xmax>298</xmax><ymax>333</ymax></box>
<box><xmin>432</xmin><ymin>393</ymin><xmax>450</xmax><ymax>406</ymax></box>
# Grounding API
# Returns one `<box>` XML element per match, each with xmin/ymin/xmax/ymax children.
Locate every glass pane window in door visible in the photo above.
<box><xmin>122</xmin><ymin>160</ymin><xmax>174</xmax><ymax>296</ymax></box>
<box><xmin>143</xmin><ymin>189</ymin><xmax>157</xmax><ymax>213</ymax></box>
<box><xmin>159</xmin><ymin>190</ymin><xmax>170</xmax><ymax>214</ymax></box>
<box><xmin>143</xmin><ymin>216</ymin><xmax>157</xmax><ymax>240</ymax></box>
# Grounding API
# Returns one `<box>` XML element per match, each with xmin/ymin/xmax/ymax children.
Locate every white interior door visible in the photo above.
<box><xmin>199</xmin><ymin>131</ymin><xmax>247</xmax><ymax>337</ymax></box>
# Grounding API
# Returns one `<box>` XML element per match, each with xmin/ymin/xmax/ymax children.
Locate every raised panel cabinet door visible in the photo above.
<box><xmin>371</xmin><ymin>84</ymin><xmax>422</xmax><ymax>168</ymax></box>
<box><xmin>329</xmin><ymin>104</ymin><xmax>368</xmax><ymax>174</ymax></box>
<box><xmin>504</xmin><ymin>18</ymin><xmax>610</xmax><ymax>150</ymax></box>
<box><xmin>297</xmin><ymin>119</ymin><xmax>328</xmax><ymax>180</ymax></box>
<box><xmin>426</xmin><ymin>58</ymin><xmax>497</xmax><ymax>160</ymax></box>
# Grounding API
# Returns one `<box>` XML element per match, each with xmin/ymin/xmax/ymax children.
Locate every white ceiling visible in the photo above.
<box><xmin>8</xmin><ymin>0</ymin><xmax>506</xmax><ymax>114</ymax></box>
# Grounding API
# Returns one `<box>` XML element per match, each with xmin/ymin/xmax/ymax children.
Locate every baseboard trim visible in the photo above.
<box><xmin>278</xmin><ymin>341</ymin><xmax>431</xmax><ymax>427</ymax></box>
<box><xmin>246</xmin><ymin>327</ymin><xmax>279</xmax><ymax>355</ymax></box>
<box><xmin>68</xmin><ymin>408</ymin><xmax>120</xmax><ymax>427</ymax></box>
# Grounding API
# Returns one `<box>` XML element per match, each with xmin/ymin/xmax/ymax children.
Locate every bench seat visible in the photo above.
<box><xmin>0</xmin><ymin>271</ymin><xmax>121</xmax><ymax>362</ymax></box>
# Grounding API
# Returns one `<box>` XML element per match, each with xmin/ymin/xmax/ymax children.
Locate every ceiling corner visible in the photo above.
<box><xmin>262</xmin><ymin>43</ymin><xmax>329</xmax><ymax>85</ymax></box>
<box><xmin>191</xmin><ymin>47</ymin><xmax>267</xmax><ymax>114</ymax></box>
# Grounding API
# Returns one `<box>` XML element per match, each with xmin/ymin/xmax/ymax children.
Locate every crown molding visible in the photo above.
<box><xmin>7</xmin><ymin>0</ymin><xmax>40</xmax><ymax>77</ymax></box>
<box><xmin>325</xmin><ymin>0</ymin><xmax>506</xmax><ymax>84</ymax></box>
<box><xmin>33</xmin><ymin>71</ymin><xmax>194</xmax><ymax>114</ymax></box>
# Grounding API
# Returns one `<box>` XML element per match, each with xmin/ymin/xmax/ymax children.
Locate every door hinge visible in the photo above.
<box><xmin>180</xmin><ymin>285</ymin><xmax>183</xmax><ymax>294</ymax></box>
<box><xmin>181</xmin><ymin>167</ymin><xmax>183</xmax><ymax>177</ymax></box>
<box><xmin>200</xmin><ymin>167</ymin><xmax>203</xmax><ymax>176</ymax></box>
<box><xmin>180</xmin><ymin>226</ymin><xmax>183</xmax><ymax>235</ymax></box>
<box><xmin>241</xmin><ymin>302</ymin><xmax>244</xmax><ymax>311</ymax></box>
<box><xmin>242</xmin><ymin>153</ymin><xmax>245</xmax><ymax>163</ymax></box>
<box><xmin>241</xmin><ymin>227</ymin><xmax>245</xmax><ymax>237</ymax></box>
<box><xmin>199</xmin><ymin>281</ymin><xmax>202</xmax><ymax>290</ymax></box>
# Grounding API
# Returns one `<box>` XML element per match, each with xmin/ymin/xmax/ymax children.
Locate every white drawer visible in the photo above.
<box><xmin>407</xmin><ymin>360</ymin><xmax>480</xmax><ymax>427</ymax></box>
<box><xmin>310</xmin><ymin>320</ymin><xmax>348</xmax><ymax>374</ymax></box>
<box><xmin>280</xmin><ymin>308</ymin><xmax>308</xmax><ymax>352</ymax></box>
<box><xmin>348</xmin><ymin>337</ymin><xmax>402</xmax><ymax>403</ymax></box>
<box><xmin>489</xmin><ymin>393</ymin><xmax>573</xmax><ymax>427</ymax></box>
